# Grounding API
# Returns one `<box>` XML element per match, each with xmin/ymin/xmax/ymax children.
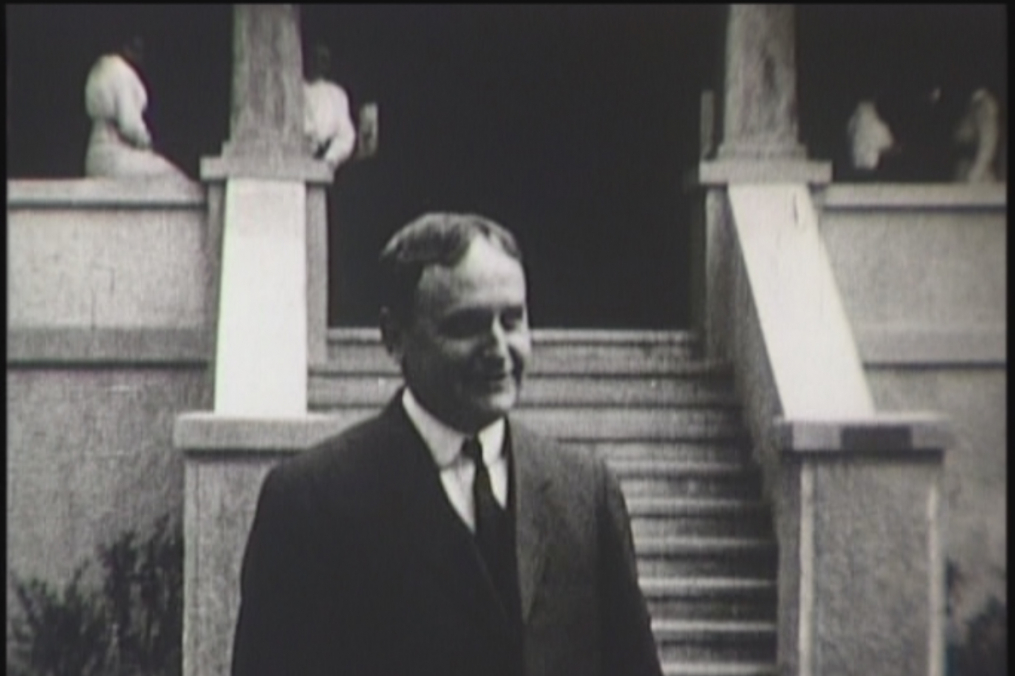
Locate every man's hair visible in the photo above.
<box><xmin>378</xmin><ymin>212</ymin><xmax>523</xmax><ymax>324</ymax></box>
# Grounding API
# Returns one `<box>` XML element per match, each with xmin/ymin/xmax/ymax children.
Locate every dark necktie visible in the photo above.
<box><xmin>461</xmin><ymin>436</ymin><xmax>524</xmax><ymax>644</ymax></box>
<box><xmin>460</xmin><ymin>437</ymin><xmax>507</xmax><ymax>571</ymax></box>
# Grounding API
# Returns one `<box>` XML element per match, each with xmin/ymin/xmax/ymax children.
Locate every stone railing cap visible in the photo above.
<box><xmin>200</xmin><ymin>155</ymin><xmax>334</xmax><ymax>184</ymax></box>
<box><xmin>7</xmin><ymin>178</ymin><xmax>205</xmax><ymax>208</ymax></box>
<box><xmin>817</xmin><ymin>183</ymin><xmax>1007</xmax><ymax>210</ymax></box>
<box><xmin>684</xmin><ymin>158</ymin><xmax>833</xmax><ymax>190</ymax></box>
<box><xmin>174</xmin><ymin>411</ymin><xmax>347</xmax><ymax>453</ymax></box>
<box><xmin>774</xmin><ymin>412</ymin><xmax>952</xmax><ymax>454</ymax></box>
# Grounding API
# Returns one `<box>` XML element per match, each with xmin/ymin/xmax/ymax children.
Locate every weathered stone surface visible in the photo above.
<box><xmin>819</xmin><ymin>186</ymin><xmax>1006</xmax><ymax>338</ymax></box>
<box><xmin>811</xmin><ymin>459</ymin><xmax>942</xmax><ymax>676</ymax></box>
<box><xmin>719</xmin><ymin>5</ymin><xmax>805</xmax><ymax>159</ymax></box>
<box><xmin>213</xmin><ymin>179</ymin><xmax>307</xmax><ymax>415</ymax></box>
<box><xmin>867</xmin><ymin>370</ymin><xmax>1006</xmax><ymax>635</ymax></box>
<box><xmin>7</xmin><ymin>367</ymin><xmax>210</xmax><ymax>616</ymax></box>
<box><xmin>183</xmin><ymin>456</ymin><xmax>285</xmax><ymax>676</ymax></box>
<box><xmin>223</xmin><ymin>4</ymin><xmax>305</xmax><ymax>158</ymax></box>
<box><xmin>8</xmin><ymin>181</ymin><xmax>208</xmax><ymax>330</ymax></box>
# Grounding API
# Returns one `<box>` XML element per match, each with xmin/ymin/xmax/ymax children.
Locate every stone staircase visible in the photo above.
<box><xmin>310</xmin><ymin>329</ymin><xmax>778</xmax><ymax>676</ymax></box>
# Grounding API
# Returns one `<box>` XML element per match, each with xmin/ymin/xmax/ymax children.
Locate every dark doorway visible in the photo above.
<box><xmin>302</xmin><ymin>6</ymin><xmax>724</xmax><ymax>328</ymax></box>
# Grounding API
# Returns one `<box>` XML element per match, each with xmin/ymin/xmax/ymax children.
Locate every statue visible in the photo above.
<box><xmin>83</xmin><ymin>35</ymin><xmax>188</xmax><ymax>180</ymax></box>
<box><xmin>846</xmin><ymin>100</ymin><xmax>896</xmax><ymax>174</ymax></box>
<box><xmin>953</xmin><ymin>88</ymin><xmax>1001</xmax><ymax>183</ymax></box>
<box><xmin>303</xmin><ymin>43</ymin><xmax>357</xmax><ymax>171</ymax></box>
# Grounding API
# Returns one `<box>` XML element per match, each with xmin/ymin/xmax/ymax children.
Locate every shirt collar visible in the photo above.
<box><xmin>401</xmin><ymin>388</ymin><xmax>505</xmax><ymax>469</ymax></box>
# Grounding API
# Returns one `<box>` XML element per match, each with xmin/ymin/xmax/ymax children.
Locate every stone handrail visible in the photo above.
<box><xmin>7</xmin><ymin>177</ymin><xmax>205</xmax><ymax>209</ymax></box>
<box><xmin>717</xmin><ymin>183</ymin><xmax>949</xmax><ymax>676</ymax></box>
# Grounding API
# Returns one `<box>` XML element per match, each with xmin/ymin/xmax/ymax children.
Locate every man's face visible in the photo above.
<box><xmin>389</xmin><ymin>236</ymin><xmax>532</xmax><ymax>433</ymax></box>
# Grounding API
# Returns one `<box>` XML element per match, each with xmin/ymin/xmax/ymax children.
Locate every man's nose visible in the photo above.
<box><xmin>483</xmin><ymin>319</ymin><xmax>510</xmax><ymax>357</ymax></box>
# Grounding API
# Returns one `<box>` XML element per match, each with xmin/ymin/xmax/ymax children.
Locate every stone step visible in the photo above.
<box><xmin>628</xmin><ymin>498</ymin><xmax>772</xmax><ymax>538</ymax></box>
<box><xmin>312</xmin><ymin>354</ymin><xmax>728</xmax><ymax>377</ymax></box>
<box><xmin>609</xmin><ymin>460</ymin><xmax>762</xmax><ymax>499</ymax></box>
<box><xmin>661</xmin><ymin>661</ymin><xmax>778</xmax><ymax>676</ymax></box>
<box><xmin>635</xmin><ymin>537</ymin><xmax>778</xmax><ymax>578</ymax></box>
<box><xmin>653</xmin><ymin>620</ymin><xmax>777</xmax><ymax>663</ymax></box>
<box><xmin>324</xmin><ymin>328</ymin><xmax>704</xmax><ymax>374</ymax></box>
<box><xmin>517</xmin><ymin>408</ymin><xmax>743</xmax><ymax>441</ymax></box>
<box><xmin>303</xmin><ymin>407</ymin><xmax>745</xmax><ymax>442</ymax></box>
<box><xmin>641</xmin><ymin>577</ymin><xmax>777</xmax><ymax>621</ymax></box>
<box><xmin>308</xmin><ymin>373</ymin><xmax>738</xmax><ymax>408</ymax></box>
<box><xmin>591</xmin><ymin>441</ymin><xmax>751</xmax><ymax>465</ymax></box>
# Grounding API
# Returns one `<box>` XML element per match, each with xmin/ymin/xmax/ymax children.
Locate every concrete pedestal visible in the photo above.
<box><xmin>175</xmin><ymin>414</ymin><xmax>348</xmax><ymax>676</ymax></box>
<box><xmin>774</xmin><ymin>417</ymin><xmax>949</xmax><ymax>676</ymax></box>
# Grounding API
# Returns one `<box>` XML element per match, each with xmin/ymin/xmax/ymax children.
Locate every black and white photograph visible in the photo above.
<box><xmin>7</xmin><ymin>5</ymin><xmax>1006</xmax><ymax>676</ymax></box>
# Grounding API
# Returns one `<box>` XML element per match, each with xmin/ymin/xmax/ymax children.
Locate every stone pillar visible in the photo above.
<box><xmin>222</xmin><ymin>5</ymin><xmax>305</xmax><ymax>160</ymax></box>
<box><xmin>179</xmin><ymin>6</ymin><xmax>335</xmax><ymax>676</ymax></box>
<box><xmin>689</xmin><ymin>4</ymin><xmax>831</xmax><ymax>185</ymax></box>
<box><xmin>200</xmin><ymin>4</ymin><xmax>331</xmax><ymax>416</ymax></box>
<box><xmin>718</xmin><ymin>4</ymin><xmax>804</xmax><ymax>160</ymax></box>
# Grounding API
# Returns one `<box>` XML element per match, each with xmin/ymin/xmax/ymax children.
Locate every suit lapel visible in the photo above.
<box><xmin>509</xmin><ymin>421</ymin><xmax>551</xmax><ymax>623</ymax></box>
<box><xmin>386</xmin><ymin>400</ymin><xmax>513</xmax><ymax>634</ymax></box>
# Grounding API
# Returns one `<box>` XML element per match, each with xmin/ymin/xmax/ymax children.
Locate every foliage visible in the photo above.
<box><xmin>9</xmin><ymin>566</ymin><xmax>110</xmax><ymax>676</ymax></box>
<box><xmin>946</xmin><ymin>559</ymin><xmax>1007</xmax><ymax>676</ymax></box>
<box><xmin>954</xmin><ymin>596</ymin><xmax>1006</xmax><ymax>676</ymax></box>
<box><xmin>8</xmin><ymin>514</ymin><xmax>183</xmax><ymax>676</ymax></box>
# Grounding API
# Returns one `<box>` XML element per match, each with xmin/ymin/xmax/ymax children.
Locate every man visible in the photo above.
<box><xmin>303</xmin><ymin>42</ymin><xmax>357</xmax><ymax>171</ymax></box>
<box><xmin>83</xmin><ymin>35</ymin><xmax>188</xmax><ymax>179</ymax></box>
<box><xmin>231</xmin><ymin>213</ymin><xmax>663</xmax><ymax>676</ymax></box>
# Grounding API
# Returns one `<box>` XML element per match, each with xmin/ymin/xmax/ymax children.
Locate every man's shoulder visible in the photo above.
<box><xmin>509</xmin><ymin>418</ymin><xmax>605</xmax><ymax>474</ymax></box>
<box><xmin>267</xmin><ymin>408</ymin><xmax>403</xmax><ymax>489</ymax></box>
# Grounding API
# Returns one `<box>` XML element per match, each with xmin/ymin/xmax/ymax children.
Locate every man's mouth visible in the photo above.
<box><xmin>471</xmin><ymin>370</ymin><xmax>518</xmax><ymax>390</ymax></box>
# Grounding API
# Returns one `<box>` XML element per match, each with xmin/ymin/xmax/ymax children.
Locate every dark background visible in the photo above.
<box><xmin>6</xmin><ymin>5</ymin><xmax>1006</xmax><ymax>327</ymax></box>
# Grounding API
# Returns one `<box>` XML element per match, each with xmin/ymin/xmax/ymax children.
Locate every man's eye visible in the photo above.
<box><xmin>501</xmin><ymin>309</ymin><xmax>527</xmax><ymax>331</ymax></box>
<box><xmin>441</xmin><ymin>314</ymin><xmax>487</xmax><ymax>337</ymax></box>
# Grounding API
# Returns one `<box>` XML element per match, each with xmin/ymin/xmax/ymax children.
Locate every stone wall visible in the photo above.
<box><xmin>817</xmin><ymin>183</ymin><xmax>1007</xmax><ymax>635</ymax></box>
<box><xmin>6</xmin><ymin>179</ymin><xmax>214</xmax><ymax>639</ymax></box>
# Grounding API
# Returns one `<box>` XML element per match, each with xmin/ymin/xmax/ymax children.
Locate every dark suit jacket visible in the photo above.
<box><xmin>231</xmin><ymin>397</ymin><xmax>662</xmax><ymax>676</ymax></box>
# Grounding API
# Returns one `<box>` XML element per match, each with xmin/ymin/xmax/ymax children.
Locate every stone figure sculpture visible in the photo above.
<box><xmin>953</xmin><ymin>88</ymin><xmax>1001</xmax><ymax>183</ymax></box>
<box><xmin>83</xmin><ymin>36</ymin><xmax>188</xmax><ymax>179</ymax></box>
<box><xmin>847</xmin><ymin>100</ymin><xmax>895</xmax><ymax>173</ymax></box>
<box><xmin>303</xmin><ymin>43</ymin><xmax>357</xmax><ymax>171</ymax></box>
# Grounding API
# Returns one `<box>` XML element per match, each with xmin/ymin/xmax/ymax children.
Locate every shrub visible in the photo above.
<box><xmin>946</xmin><ymin>559</ymin><xmax>1007</xmax><ymax>676</ymax></box>
<box><xmin>8</xmin><ymin>514</ymin><xmax>183</xmax><ymax>676</ymax></box>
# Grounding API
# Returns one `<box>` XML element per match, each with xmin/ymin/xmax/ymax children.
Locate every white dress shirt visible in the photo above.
<box><xmin>401</xmin><ymin>389</ymin><xmax>507</xmax><ymax>532</ymax></box>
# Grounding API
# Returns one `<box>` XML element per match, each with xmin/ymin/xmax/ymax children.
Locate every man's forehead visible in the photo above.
<box><xmin>416</xmin><ymin>237</ymin><xmax>526</xmax><ymax>303</ymax></box>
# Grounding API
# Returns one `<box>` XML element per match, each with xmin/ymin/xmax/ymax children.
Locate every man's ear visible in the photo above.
<box><xmin>379</xmin><ymin>307</ymin><xmax>405</xmax><ymax>363</ymax></box>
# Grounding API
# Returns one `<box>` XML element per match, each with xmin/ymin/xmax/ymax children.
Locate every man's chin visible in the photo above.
<box><xmin>463</xmin><ymin>390</ymin><xmax>519</xmax><ymax>424</ymax></box>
